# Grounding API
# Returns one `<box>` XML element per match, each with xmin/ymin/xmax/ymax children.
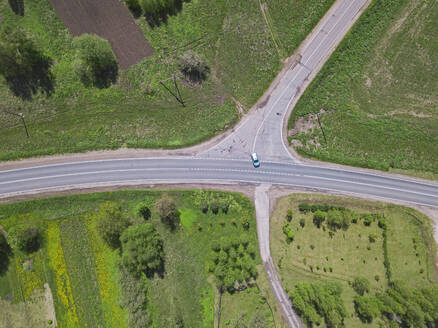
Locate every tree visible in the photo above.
<box><xmin>354</xmin><ymin>296</ymin><xmax>381</xmax><ymax>323</ymax></box>
<box><xmin>135</xmin><ymin>202</ymin><xmax>151</xmax><ymax>220</ymax></box>
<box><xmin>179</xmin><ymin>50</ymin><xmax>209</xmax><ymax>82</ymax></box>
<box><xmin>120</xmin><ymin>223</ymin><xmax>164</xmax><ymax>277</ymax></box>
<box><xmin>155</xmin><ymin>195</ymin><xmax>180</xmax><ymax>230</ymax></box>
<box><xmin>72</xmin><ymin>34</ymin><xmax>118</xmax><ymax>88</ymax></box>
<box><xmin>7</xmin><ymin>224</ymin><xmax>40</xmax><ymax>253</ymax></box>
<box><xmin>352</xmin><ymin>277</ymin><xmax>370</xmax><ymax>296</ymax></box>
<box><xmin>96</xmin><ymin>202</ymin><xmax>130</xmax><ymax>249</ymax></box>
<box><xmin>140</xmin><ymin>0</ymin><xmax>177</xmax><ymax>26</ymax></box>
<box><xmin>0</xmin><ymin>24</ymin><xmax>54</xmax><ymax>100</ymax></box>
<box><xmin>8</xmin><ymin>0</ymin><xmax>24</xmax><ymax>16</ymax></box>
<box><xmin>313</xmin><ymin>210</ymin><xmax>326</xmax><ymax>228</ymax></box>
<box><xmin>299</xmin><ymin>218</ymin><xmax>306</xmax><ymax>228</ymax></box>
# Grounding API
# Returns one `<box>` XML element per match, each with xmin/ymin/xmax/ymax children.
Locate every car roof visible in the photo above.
<box><xmin>251</xmin><ymin>153</ymin><xmax>258</xmax><ymax>159</ymax></box>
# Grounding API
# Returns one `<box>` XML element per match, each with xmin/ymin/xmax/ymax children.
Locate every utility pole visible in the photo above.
<box><xmin>159</xmin><ymin>76</ymin><xmax>185</xmax><ymax>107</ymax></box>
<box><xmin>3</xmin><ymin>109</ymin><xmax>29</xmax><ymax>138</ymax></box>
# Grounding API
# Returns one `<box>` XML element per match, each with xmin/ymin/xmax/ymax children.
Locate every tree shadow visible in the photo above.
<box><xmin>0</xmin><ymin>236</ymin><xmax>12</xmax><ymax>276</ymax></box>
<box><xmin>5</xmin><ymin>58</ymin><xmax>54</xmax><ymax>101</ymax></box>
<box><xmin>8</xmin><ymin>0</ymin><xmax>24</xmax><ymax>16</ymax></box>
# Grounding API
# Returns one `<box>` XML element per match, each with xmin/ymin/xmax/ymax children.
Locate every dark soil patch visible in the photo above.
<box><xmin>49</xmin><ymin>0</ymin><xmax>154</xmax><ymax>69</ymax></box>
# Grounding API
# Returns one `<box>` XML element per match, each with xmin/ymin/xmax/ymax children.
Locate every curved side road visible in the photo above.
<box><xmin>255</xmin><ymin>185</ymin><xmax>305</xmax><ymax>328</ymax></box>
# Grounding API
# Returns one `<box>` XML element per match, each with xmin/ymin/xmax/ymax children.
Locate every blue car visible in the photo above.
<box><xmin>251</xmin><ymin>153</ymin><xmax>260</xmax><ymax>168</ymax></box>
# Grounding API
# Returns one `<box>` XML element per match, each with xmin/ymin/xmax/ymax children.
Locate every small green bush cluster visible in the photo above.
<box><xmin>199</xmin><ymin>197</ymin><xmax>230</xmax><ymax>214</ymax></box>
<box><xmin>282</xmin><ymin>222</ymin><xmax>295</xmax><ymax>243</ymax></box>
<box><xmin>290</xmin><ymin>281</ymin><xmax>348</xmax><ymax>328</ymax></box>
<box><xmin>209</xmin><ymin>235</ymin><xmax>257</xmax><ymax>291</ymax></box>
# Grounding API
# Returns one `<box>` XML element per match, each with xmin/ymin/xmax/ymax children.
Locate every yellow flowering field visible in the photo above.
<box><xmin>86</xmin><ymin>214</ymin><xmax>128</xmax><ymax>328</ymax></box>
<box><xmin>46</xmin><ymin>222</ymin><xmax>79</xmax><ymax>327</ymax></box>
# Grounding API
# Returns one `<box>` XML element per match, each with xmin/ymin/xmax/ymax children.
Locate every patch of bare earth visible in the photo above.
<box><xmin>0</xmin><ymin>284</ymin><xmax>57</xmax><ymax>328</ymax></box>
<box><xmin>49</xmin><ymin>0</ymin><xmax>154</xmax><ymax>69</ymax></box>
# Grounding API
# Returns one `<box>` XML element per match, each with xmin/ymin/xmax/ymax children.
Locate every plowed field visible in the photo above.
<box><xmin>49</xmin><ymin>0</ymin><xmax>153</xmax><ymax>68</ymax></box>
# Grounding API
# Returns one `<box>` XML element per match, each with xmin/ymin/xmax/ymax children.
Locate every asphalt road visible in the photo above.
<box><xmin>1</xmin><ymin>158</ymin><xmax>438</xmax><ymax>206</ymax></box>
<box><xmin>1</xmin><ymin>0</ymin><xmax>435</xmax><ymax>327</ymax></box>
<box><xmin>201</xmin><ymin>0</ymin><xmax>369</xmax><ymax>162</ymax></box>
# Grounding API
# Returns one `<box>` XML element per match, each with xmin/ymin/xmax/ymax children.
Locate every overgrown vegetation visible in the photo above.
<box><xmin>0</xmin><ymin>0</ymin><xmax>333</xmax><ymax>160</ymax></box>
<box><xmin>290</xmin><ymin>281</ymin><xmax>348</xmax><ymax>327</ymax></box>
<box><xmin>0</xmin><ymin>189</ymin><xmax>284</xmax><ymax>328</ymax></box>
<box><xmin>289</xmin><ymin>0</ymin><xmax>438</xmax><ymax>177</ymax></box>
<box><xmin>272</xmin><ymin>194</ymin><xmax>437</xmax><ymax>327</ymax></box>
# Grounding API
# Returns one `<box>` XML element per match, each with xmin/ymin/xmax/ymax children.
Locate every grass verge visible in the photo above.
<box><xmin>0</xmin><ymin>189</ymin><xmax>287</xmax><ymax>327</ymax></box>
<box><xmin>271</xmin><ymin>193</ymin><xmax>437</xmax><ymax>327</ymax></box>
<box><xmin>288</xmin><ymin>0</ymin><xmax>438</xmax><ymax>178</ymax></box>
<box><xmin>0</xmin><ymin>0</ymin><xmax>333</xmax><ymax>160</ymax></box>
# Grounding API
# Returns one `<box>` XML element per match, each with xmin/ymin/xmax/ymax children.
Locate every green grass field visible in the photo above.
<box><xmin>271</xmin><ymin>194</ymin><xmax>437</xmax><ymax>328</ymax></box>
<box><xmin>288</xmin><ymin>0</ymin><xmax>438</xmax><ymax>179</ymax></box>
<box><xmin>0</xmin><ymin>189</ymin><xmax>287</xmax><ymax>328</ymax></box>
<box><xmin>0</xmin><ymin>0</ymin><xmax>333</xmax><ymax>161</ymax></box>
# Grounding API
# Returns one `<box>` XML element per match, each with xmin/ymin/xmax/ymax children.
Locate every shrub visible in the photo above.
<box><xmin>219</xmin><ymin>200</ymin><xmax>230</xmax><ymax>214</ymax></box>
<box><xmin>0</xmin><ymin>24</ymin><xmax>53</xmax><ymax>100</ymax></box>
<box><xmin>282</xmin><ymin>222</ymin><xmax>295</xmax><ymax>243</ymax></box>
<box><xmin>210</xmin><ymin>200</ymin><xmax>219</xmax><ymax>214</ymax></box>
<box><xmin>363</xmin><ymin>215</ymin><xmax>373</xmax><ymax>226</ymax></box>
<box><xmin>313</xmin><ymin>210</ymin><xmax>326</xmax><ymax>228</ymax></box>
<box><xmin>7</xmin><ymin>225</ymin><xmax>40</xmax><ymax>253</ymax></box>
<box><xmin>200</xmin><ymin>200</ymin><xmax>209</xmax><ymax>214</ymax></box>
<box><xmin>374</xmin><ymin>275</ymin><xmax>380</xmax><ymax>282</ymax></box>
<box><xmin>299</xmin><ymin>218</ymin><xmax>306</xmax><ymax>227</ymax></box>
<box><xmin>352</xmin><ymin>277</ymin><xmax>370</xmax><ymax>296</ymax></box>
<box><xmin>140</xmin><ymin>0</ymin><xmax>177</xmax><ymax>26</ymax></box>
<box><xmin>135</xmin><ymin>202</ymin><xmax>151</xmax><ymax>220</ymax></box>
<box><xmin>179</xmin><ymin>50</ymin><xmax>209</xmax><ymax>82</ymax></box>
<box><xmin>378</xmin><ymin>217</ymin><xmax>387</xmax><ymax>229</ymax></box>
<box><xmin>354</xmin><ymin>296</ymin><xmax>381</xmax><ymax>323</ymax></box>
<box><xmin>96</xmin><ymin>202</ymin><xmax>130</xmax><ymax>249</ymax></box>
<box><xmin>120</xmin><ymin>223</ymin><xmax>164</xmax><ymax>277</ymax></box>
<box><xmin>286</xmin><ymin>209</ymin><xmax>293</xmax><ymax>222</ymax></box>
<box><xmin>298</xmin><ymin>203</ymin><xmax>311</xmax><ymax>212</ymax></box>
<box><xmin>368</xmin><ymin>233</ymin><xmax>378</xmax><ymax>243</ymax></box>
<box><xmin>242</xmin><ymin>217</ymin><xmax>250</xmax><ymax>230</ymax></box>
<box><xmin>155</xmin><ymin>195</ymin><xmax>180</xmax><ymax>230</ymax></box>
<box><xmin>73</xmin><ymin>34</ymin><xmax>118</xmax><ymax>88</ymax></box>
